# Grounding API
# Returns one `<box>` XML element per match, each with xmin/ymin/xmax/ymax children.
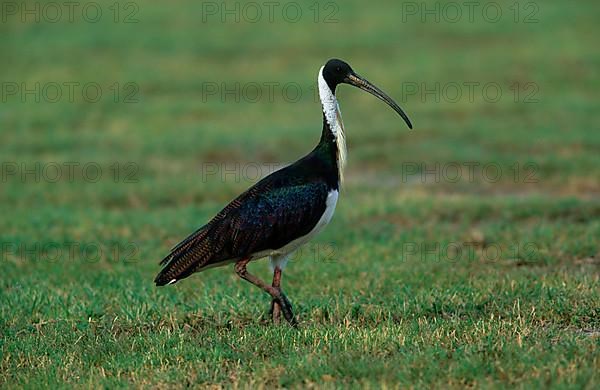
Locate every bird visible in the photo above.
<box><xmin>155</xmin><ymin>58</ymin><xmax>412</xmax><ymax>326</ymax></box>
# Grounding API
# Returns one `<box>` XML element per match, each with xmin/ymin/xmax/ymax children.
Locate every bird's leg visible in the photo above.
<box><xmin>270</xmin><ymin>266</ymin><xmax>282</xmax><ymax>324</ymax></box>
<box><xmin>234</xmin><ymin>258</ymin><xmax>297</xmax><ymax>326</ymax></box>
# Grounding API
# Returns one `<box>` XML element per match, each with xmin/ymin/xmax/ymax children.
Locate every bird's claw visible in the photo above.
<box><xmin>276</xmin><ymin>293</ymin><xmax>297</xmax><ymax>327</ymax></box>
<box><xmin>268</xmin><ymin>289</ymin><xmax>296</xmax><ymax>327</ymax></box>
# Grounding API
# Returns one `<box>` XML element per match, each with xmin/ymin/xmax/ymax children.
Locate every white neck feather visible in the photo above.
<box><xmin>318</xmin><ymin>67</ymin><xmax>338</xmax><ymax>130</ymax></box>
<box><xmin>318</xmin><ymin>67</ymin><xmax>347</xmax><ymax>184</ymax></box>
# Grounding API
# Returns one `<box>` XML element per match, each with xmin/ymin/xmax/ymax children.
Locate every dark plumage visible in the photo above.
<box><xmin>155</xmin><ymin>59</ymin><xmax>413</xmax><ymax>326</ymax></box>
<box><xmin>154</xmin><ymin>129</ymin><xmax>337</xmax><ymax>286</ymax></box>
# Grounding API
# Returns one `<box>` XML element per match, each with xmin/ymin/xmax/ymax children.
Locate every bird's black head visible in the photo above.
<box><xmin>322</xmin><ymin>59</ymin><xmax>354</xmax><ymax>91</ymax></box>
<box><xmin>321</xmin><ymin>58</ymin><xmax>413</xmax><ymax>129</ymax></box>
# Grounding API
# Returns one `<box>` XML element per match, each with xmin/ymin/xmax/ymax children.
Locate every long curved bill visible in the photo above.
<box><xmin>346</xmin><ymin>73</ymin><xmax>413</xmax><ymax>129</ymax></box>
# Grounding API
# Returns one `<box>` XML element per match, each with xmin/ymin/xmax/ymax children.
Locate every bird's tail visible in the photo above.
<box><xmin>154</xmin><ymin>225</ymin><xmax>214</xmax><ymax>286</ymax></box>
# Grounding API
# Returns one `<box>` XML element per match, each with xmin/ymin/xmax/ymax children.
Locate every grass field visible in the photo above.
<box><xmin>1</xmin><ymin>0</ymin><xmax>599</xmax><ymax>387</ymax></box>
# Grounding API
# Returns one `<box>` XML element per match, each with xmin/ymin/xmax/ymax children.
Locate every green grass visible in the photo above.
<box><xmin>1</xmin><ymin>0</ymin><xmax>599</xmax><ymax>387</ymax></box>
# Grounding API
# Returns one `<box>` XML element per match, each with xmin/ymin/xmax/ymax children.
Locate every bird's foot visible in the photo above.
<box><xmin>276</xmin><ymin>292</ymin><xmax>297</xmax><ymax>327</ymax></box>
<box><xmin>268</xmin><ymin>288</ymin><xmax>296</xmax><ymax>327</ymax></box>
